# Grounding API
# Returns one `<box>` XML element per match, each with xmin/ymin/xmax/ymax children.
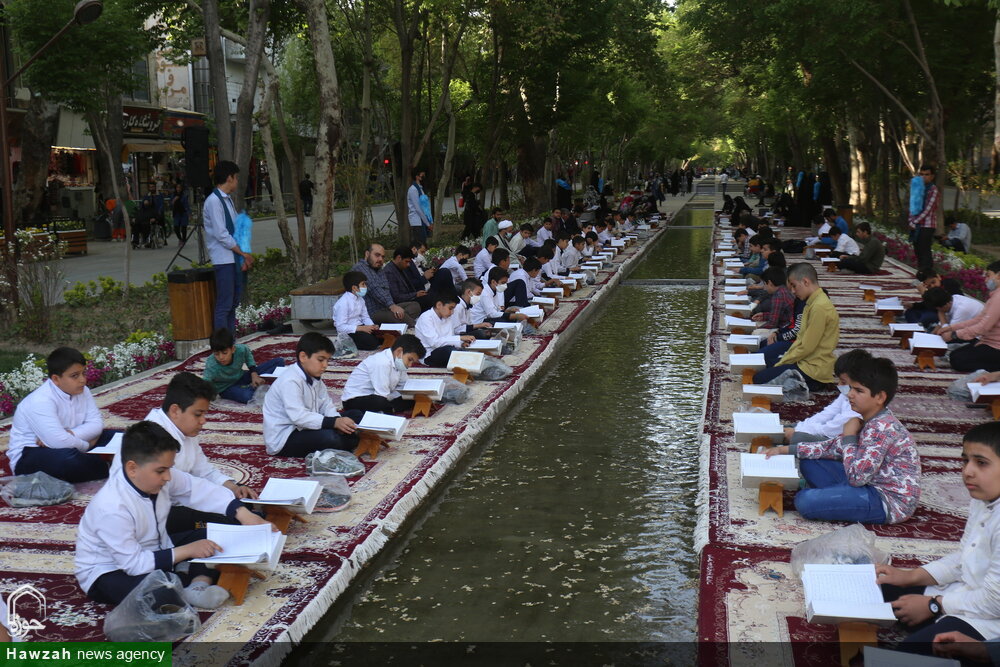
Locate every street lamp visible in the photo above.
<box><xmin>1</xmin><ymin>0</ymin><xmax>102</xmax><ymax>309</ymax></box>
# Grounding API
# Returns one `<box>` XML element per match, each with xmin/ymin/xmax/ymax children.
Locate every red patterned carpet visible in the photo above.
<box><xmin>0</xmin><ymin>222</ymin><xmax>669</xmax><ymax>664</ymax></box>
<box><xmin>698</xmin><ymin>222</ymin><xmax>976</xmax><ymax>649</ymax></box>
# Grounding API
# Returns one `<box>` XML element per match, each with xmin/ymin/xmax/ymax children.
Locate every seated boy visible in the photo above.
<box><xmin>453</xmin><ymin>279</ymin><xmax>492</xmax><ymax>338</ymax></box>
<box><xmin>416</xmin><ymin>293</ymin><xmax>476</xmax><ymax>367</ymax></box>
<box><xmin>828</xmin><ymin>226</ymin><xmax>860</xmax><ymax>257</ymax></box>
<box><xmin>734</xmin><ymin>228</ymin><xmax>751</xmax><ymax>261</ymax></box>
<box><xmin>333</xmin><ymin>270</ymin><xmax>381</xmax><ymax>351</ymax></box>
<box><xmin>538</xmin><ymin>244</ymin><xmax>563</xmax><ymax>282</ymax></box>
<box><xmin>596</xmin><ymin>221</ymin><xmax>612</xmax><ymax>245</ymax></box>
<box><xmin>204</xmin><ymin>328</ymin><xmax>284</xmax><ymax>404</ymax></box>
<box><xmin>923</xmin><ymin>286</ymin><xmax>984</xmax><ymax>336</ymax></box>
<box><xmin>471</xmin><ymin>267</ymin><xmax>527</xmax><ymax>325</ymax></box>
<box><xmin>437</xmin><ymin>244</ymin><xmax>471</xmax><ymax>289</ymax></box>
<box><xmin>473</xmin><ymin>237</ymin><xmax>500</xmax><ymax>279</ymax></box>
<box><xmin>753</xmin><ymin>263</ymin><xmax>839</xmax><ymax>391</ymax></box>
<box><xmin>514</xmin><ymin>223</ymin><xmax>540</xmax><ymax>258</ymax></box>
<box><xmin>582</xmin><ymin>231</ymin><xmax>600</xmax><ymax>258</ymax></box>
<box><xmin>750</xmin><ymin>267</ymin><xmax>795</xmax><ymax>330</ymax></box>
<box><xmin>557</xmin><ymin>233</ymin><xmax>582</xmax><ymax>273</ymax></box>
<box><xmin>75</xmin><ymin>421</ymin><xmax>273</xmax><ymax>607</ymax></box>
<box><xmin>905</xmin><ymin>269</ymin><xmax>953</xmax><ymax>327</ymax></box>
<box><xmin>875</xmin><ymin>421</ymin><xmax>1000</xmax><ymax>653</ymax></box>
<box><xmin>8</xmin><ymin>346</ymin><xmax>115</xmax><ymax>483</ymax></box>
<box><xmin>508</xmin><ymin>258</ymin><xmax>545</xmax><ymax>307</ymax></box>
<box><xmin>262</xmin><ymin>332</ymin><xmax>362</xmax><ymax>456</ymax></box>
<box><xmin>764</xmin><ymin>354</ymin><xmax>920</xmax><ymax>524</ymax></box>
<box><xmin>783</xmin><ymin>350</ymin><xmax>866</xmax><ymax>444</ymax></box>
<box><xmin>341</xmin><ymin>334</ymin><xmax>425</xmax><ymax>414</ymax></box>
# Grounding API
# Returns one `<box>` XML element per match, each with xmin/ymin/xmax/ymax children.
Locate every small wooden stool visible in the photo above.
<box><xmin>879</xmin><ymin>311</ymin><xmax>896</xmax><ymax>325</ymax></box>
<box><xmin>452</xmin><ymin>367</ymin><xmax>471</xmax><ymax>384</ymax></box>
<box><xmin>862</xmin><ymin>289</ymin><xmax>876</xmax><ymax>302</ymax></box>
<box><xmin>750</xmin><ymin>395</ymin><xmax>771</xmax><ymax>411</ymax></box>
<box><xmin>354</xmin><ymin>431</ymin><xmax>387</xmax><ymax>460</ymax></box>
<box><xmin>411</xmin><ymin>394</ymin><xmax>433</xmax><ymax>418</ymax></box>
<box><xmin>897</xmin><ymin>331</ymin><xmax>914</xmax><ymax>349</ymax></box>
<box><xmin>915</xmin><ymin>349</ymin><xmax>936</xmax><ymax>370</ymax></box>
<box><xmin>742</xmin><ymin>368</ymin><xmax>756</xmax><ymax>385</ymax></box>
<box><xmin>377</xmin><ymin>332</ymin><xmax>398</xmax><ymax>350</ymax></box>
<box><xmin>826</xmin><ymin>262</ymin><xmax>839</xmax><ymax>273</ymax></box>
<box><xmin>837</xmin><ymin>621</ymin><xmax>878</xmax><ymax>666</ymax></box>
<box><xmin>263</xmin><ymin>506</ymin><xmax>308</xmax><ymax>534</ymax></box>
<box><xmin>992</xmin><ymin>398</ymin><xmax>1000</xmax><ymax>420</ymax></box>
<box><xmin>749</xmin><ymin>436</ymin><xmax>772</xmax><ymax>454</ymax></box>
<box><xmin>215</xmin><ymin>565</ymin><xmax>266</xmax><ymax>606</ymax></box>
<box><xmin>731</xmin><ymin>326</ymin><xmax>747</xmax><ymax>335</ymax></box>
<box><xmin>758</xmin><ymin>482</ymin><xmax>783</xmax><ymax>516</ymax></box>
<box><xmin>733</xmin><ymin>345</ymin><xmax>749</xmax><ymax>355</ymax></box>
<box><xmin>562</xmin><ymin>286</ymin><xmax>573</xmax><ymax>298</ymax></box>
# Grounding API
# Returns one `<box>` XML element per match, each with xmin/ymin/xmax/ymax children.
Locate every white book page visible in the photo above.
<box><xmin>258</xmin><ymin>478</ymin><xmax>318</xmax><ymax>505</ymax></box>
<box><xmin>530</xmin><ymin>297</ymin><xmax>556</xmax><ymax>305</ymax></box>
<box><xmin>88</xmin><ymin>432</ymin><xmax>123</xmax><ymax>455</ymax></box>
<box><xmin>910</xmin><ymin>332</ymin><xmax>948</xmax><ymax>350</ymax></box>
<box><xmin>732</xmin><ymin>412</ymin><xmax>782</xmax><ymax>435</ymax></box>
<box><xmin>889</xmin><ymin>323</ymin><xmax>923</xmax><ymax>333</ymax></box>
<box><xmin>447</xmin><ymin>351</ymin><xmax>485</xmax><ymax>372</ymax></box>
<box><xmin>729</xmin><ymin>353</ymin><xmax>765</xmax><ymax>368</ymax></box>
<box><xmin>260</xmin><ymin>365</ymin><xmax>287</xmax><ymax>379</ymax></box>
<box><xmin>379</xmin><ymin>323</ymin><xmax>407</xmax><ymax>334</ymax></box>
<box><xmin>200</xmin><ymin>523</ymin><xmax>274</xmax><ymax>561</ymax></box>
<box><xmin>876</xmin><ymin>296</ymin><xmax>903</xmax><ymax>309</ymax></box>
<box><xmin>725</xmin><ymin>315</ymin><xmax>756</xmax><ymax>327</ymax></box>
<box><xmin>358</xmin><ymin>412</ymin><xmax>406</xmax><ymax>432</ymax></box>
<box><xmin>467</xmin><ymin>340</ymin><xmax>502</xmax><ymax>353</ymax></box>
<box><xmin>740</xmin><ymin>453</ymin><xmax>798</xmax><ymax>480</ymax></box>
<box><xmin>742</xmin><ymin>384</ymin><xmax>783</xmax><ymax>396</ymax></box>
<box><xmin>858</xmin><ymin>284</ymin><xmax>882</xmax><ymax>291</ymax></box>
<box><xmin>968</xmin><ymin>382</ymin><xmax>1000</xmax><ymax>401</ymax></box>
<box><xmin>802</xmin><ymin>564</ymin><xmax>884</xmax><ymax>605</ymax></box>
<box><xmin>727</xmin><ymin>334</ymin><xmax>759</xmax><ymax>346</ymax></box>
<box><xmin>402</xmin><ymin>378</ymin><xmax>445</xmax><ymax>393</ymax></box>
<box><xmin>519</xmin><ymin>306</ymin><xmax>544</xmax><ymax>318</ymax></box>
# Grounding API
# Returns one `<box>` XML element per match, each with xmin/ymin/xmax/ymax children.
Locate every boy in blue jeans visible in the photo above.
<box><xmin>203</xmin><ymin>328</ymin><xmax>284</xmax><ymax>404</ymax></box>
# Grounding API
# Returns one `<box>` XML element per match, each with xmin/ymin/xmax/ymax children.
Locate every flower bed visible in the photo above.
<box><xmin>234</xmin><ymin>298</ymin><xmax>291</xmax><ymax>337</ymax></box>
<box><xmin>870</xmin><ymin>221</ymin><xmax>990</xmax><ymax>300</ymax></box>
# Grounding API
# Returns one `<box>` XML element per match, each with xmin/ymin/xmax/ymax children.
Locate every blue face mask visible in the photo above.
<box><xmin>358</xmin><ymin>287</ymin><xmax>368</xmax><ymax>298</ymax></box>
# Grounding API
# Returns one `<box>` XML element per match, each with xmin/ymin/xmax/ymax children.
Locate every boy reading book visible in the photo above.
<box><xmin>764</xmin><ymin>355</ymin><xmax>920</xmax><ymax>524</ymax></box>
<box><xmin>875</xmin><ymin>421</ymin><xmax>1000</xmax><ymax>654</ymax></box>
<box><xmin>341</xmin><ymin>334</ymin><xmax>425</xmax><ymax>414</ymax></box>
<box><xmin>784</xmin><ymin>350</ymin><xmax>866</xmax><ymax>444</ymax></box>
<box><xmin>8</xmin><ymin>346</ymin><xmax>116</xmax><ymax>483</ymax></box>
<box><xmin>75</xmin><ymin>421</ymin><xmax>273</xmax><ymax>607</ymax></box>
<box><xmin>204</xmin><ymin>328</ymin><xmax>284</xmax><ymax>404</ymax></box>
<box><xmin>453</xmin><ymin>279</ymin><xmax>493</xmax><ymax>338</ymax></box>
<box><xmin>416</xmin><ymin>294</ymin><xmax>475</xmax><ymax>367</ymax></box>
<box><xmin>438</xmin><ymin>245</ymin><xmax>471</xmax><ymax>287</ymax></box>
<box><xmin>750</xmin><ymin>267</ymin><xmax>794</xmax><ymax>330</ymax></box>
<box><xmin>473</xmin><ymin>237</ymin><xmax>500</xmax><ymax>279</ymax></box>
<box><xmin>262</xmin><ymin>333</ymin><xmax>363</xmax><ymax>456</ymax></box>
<box><xmin>332</xmin><ymin>270</ymin><xmax>380</xmax><ymax>351</ymax></box>
<box><xmin>471</xmin><ymin>267</ymin><xmax>528</xmax><ymax>325</ymax></box>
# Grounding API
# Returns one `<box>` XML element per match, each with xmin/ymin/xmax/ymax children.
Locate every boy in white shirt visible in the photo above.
<box><xmin>75</xmin><ymin>421</ymin><xmax>273</xmax><ymax>608</ymax></box>
<box><xmin>341</xmin><ymin>334</ymin><xmax>425</xmax><ymax>414</ymax></box>
<box><xmin>829</xmin><ymin>226</ymin><xmax>860</xmax><ymax>257</ymax></box>
<box><xmin>438</xmin><ymin>244</ymin><xmax>471</xmax><ymax>287</ymax></box>
<box><xmin>516</xmin><ymin>223</ymin><xmax>542</xmax><ymax>258</ymax></box>
<box><xmin>536</xmin><ymin>218</ymin><xmax>554</xmax><ymax>244</ymax></box>
<box><xmin>480</xmin><ymin>247</ymin><xmax>512</xmax><ymax>281</ymax></box>
<box><xmin>8</xmin><ymin>347</ymin><xmax>114</xmax><ymax>483</ymax></box>
<box><xmin>416</xmin><ymin>294</ymin><xmax>475</xmax><ymax>367</ymax></box>
<box><xmin>509</xmin><ymin>258</ymin><xmax>545</xmax><ymax>303</ymax></box>
<box><xmin>537</xmin><ymin>246</ymin><xmax>562</xmax><ymax>282</ymax></box>
<box><xmin>924</xmin><ymin>287</ymin><xmax>984</xmax><ymax>337</ymax></box>
<box><xmin>596</xmin><ymin>221</ymin><xmax>613</xmax><ymax>245</ymax></box>
<box><xmin>262</xmin><ymin>333</ymin><xmax>362</xmax><ymax>456</ymax></box>
<box><xmin>333</xmin><ymin>271</ymin><xmax>380</xmax><ymax>350</ymax></box>
<box><xmin>471</xmin><ymin>267</ymin><xmax>529</xmax><ymax>325</ymax></box>
<box><xmin>783</xmin><ymin>350</ymin><xmax>865</xmax><ymax>444</ymax></box>
<box><xmin>582</xmin><ymin>231</ymin><xmax>600</xmax><ymax>258</ymax></box>
<box><xmin>453</xmin><ymin>279</ymin><xmax>493</xmax><ymax>338</ymax></box>
<box><xmin>473</xmin><ymin>237</ymin><xmax>499</xmax><ymax>279</ymax></box>
<box><xmin>558</xmin><ymin>233</ymin><xmax>583</xmax><ymax>272</ymax></box>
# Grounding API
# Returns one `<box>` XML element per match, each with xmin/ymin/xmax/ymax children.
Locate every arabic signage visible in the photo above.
<box><xmin>122</xmin><ymin>106</ymin><xmax>161</xmax><ymax>137</ymax></box>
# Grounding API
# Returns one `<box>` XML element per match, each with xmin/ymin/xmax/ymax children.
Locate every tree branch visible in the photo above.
<box><xmin>840</xmin><ymin>49</ymin><xmax>935</xmax><ymax>146</ymax></box>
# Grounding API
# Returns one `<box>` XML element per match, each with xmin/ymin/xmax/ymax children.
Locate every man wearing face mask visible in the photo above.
<box><xmin>493</xmin><ymin>220</ymin><xmax>515</xmax><ymax>253</ymax></box>
<box><xmin>781</xmin><ymin>349</ymin><xmax>867</xmax><ymax>445</ymax></box>
<box><xmin>341</xmin><ymin>334</ymin><xmax>426</xmax><ymax>414</ymax></box>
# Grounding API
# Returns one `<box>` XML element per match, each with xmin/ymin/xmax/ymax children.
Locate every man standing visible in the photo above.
<box><xmin>204</xmin><ymin>161</ymin><xmax>255</xmax><ymax>332</ymax></box>
<box><xmin>910</xmin><ymin>164</ymin><xmax>939</xmax><ymax>272</ymax></box>
<box><xmin>719</xmin><ymin>170</ymin><xmax>728</xmax><ymax>195</ymax></box>
<box><xmin>299</xmin><ymin>174</ymin><xmax>315</xmax><ymax>216</ymax></box>
<box><xmin>407</xmin><ymin>170</ymin><xmax>432</xmax><ymax>244</ymax></box>
<box><xmin>350</xmin><ymin>243</ymin><xmax>421</xmax><ymax>326</ymax></box>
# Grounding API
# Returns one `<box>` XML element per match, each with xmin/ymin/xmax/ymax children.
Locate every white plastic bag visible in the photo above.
<box><xmin>0</xmin><ymin>471</ymin><xmax>74</xmax><ymax>507</ymax></box>
<box><xmin>306</xmin><ymin>449</ymin><xmax>365</xmax><ymax>476</ymax></box>
<box><xmin>103</xmin><ymin>570</ymin><xmax>201</xmax><ymax>642</ymax></box>
<box><xmin>441</xmin><ymin>378</ymin><xmax>470</xmax><ymax>404</ymax></box>
<box><xmin>789</xmin><ymin>524</ymin><xmax>889</xmax><ymax>580</ymax></box>
<box><xmin>479</xmin><ymin>357</ymin><xmax>513</xmax><ymax>381</ymax></box>
<box><xmin>333</xmin><ymin>333</ymin><xmax>358</xmax><ymax>359</ymax></box>
<box><xmin>307</xmin><ymin>474</ymin><xmax>352</xmax><ymax>511</ymax></box>
<box><xmin>948</xmin><ymin>369</ymin><xmax>987</xmax><ymax>403</ymax></box>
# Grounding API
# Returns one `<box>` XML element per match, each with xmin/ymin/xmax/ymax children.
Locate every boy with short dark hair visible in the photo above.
<box><xmin>473</xmin><ymin>237</ymin><xmax>499</xmax><ymax>279</ymax></box>
<box><xmin>924</xmin><ymin>286</ymin><xmax>984</xmax><ymax>335</ymax></box>
<box><xmin>784</xmin><ymin>349</ymin><xmax>866</xmax><ymax>444</ymax></box>
<box><xmin>439</xmin><ymin>244</ymin><xmax>471</xmax><ymax>286</ymax></box>
<box><xmin>764</xmin><ymin>355</ymin><xmax>920</xmax><ymax>524</ymax></box>
<box><xmin>415</xmin><ymin>293</ymin><xmax>475</xmax><ymax>367</ymax></box>
<box><xmin>262</xmin><ymin>333</ymin><xmax>363</xmax><ymax>456</ymax></box>
<box><xmin>734</xmin><ymin>228</ymin><xmax>751</xmax><ymax>261</ymax></box>
<box><xmin>75</xmin><ymin>421</ymin><xmax>273</xmax><ymax>607</ymax></box>
<box><xmin>509</xmin><ymin>257</ymin><xmax>545</xmax><ymax>304</ymax></box>
<box><xmin>204</xmin><ymin>328</ymin><xmax>284</xmax><ymax>404</ymax></box>
<box><xmin>341</xmin><ymin>334</ymin><xmax>425</xmax><ymax>414</ymax></box>
<box><xmin>333</xmin><ymin>270</ymin><xmax>381</xmax><ymax>350</ymax></box>
<box><xmin>8</xmin><ymin>346</ymin><xmax>115</xmax><ymax>483</ymax></box>
<box><xmin>751</xmin><ymin>267</ymin><xmax>795</xmax><ymax>330</ymax></box>
<box><xmin>453</xmin><ymin>279</ymin><xmax>491</xmax><ymax>336</ymax></box>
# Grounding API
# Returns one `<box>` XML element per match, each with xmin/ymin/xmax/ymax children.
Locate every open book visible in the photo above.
<box><xmin>740</xmin><ymin>453</ymin><xmax>799</xmax><ymax>489</ymax></box>
<box><xmin>742</xmin><ymin>384</ymin><xmax>783</xmax><ymax>398</ymax></box>
<box><xmin>909</xmin><ymin>332</ymin><xmax>948</xmax><ymax>351</ymax></box>
<box><xmin>379</xmin><ymin>323</ymin><xmax>408</xmax><ymax>335</ymax></box>
<box><xmin>858</xmin><ymin>284</ymin><xmax>882</xmax><ymax>293</ymax></box>
<box><xmin>888</xmin><ymin>323</ymin><xmax>923</xmax><ymax>335</ymax></box>
<box><xmin>558</xmin><ymin>278</ymin><xmax>578</xmax><ymax>288</ymax></box>
<box><xmin>530</xmin><ymin>296</ymin><xmax>556</xmax><ymax>306</ymax></box>
<box><xmin>191</xmin><ymin>522</ymin><xmax>286</xmax><ymax>569</ymax></box>
<box><xmin>725</xmin><ymin>315</ymin><xmax>756</xmax><ymax>329</ymax></box>
<box><xmin>400</xmin><ymin>378</ymin><xmax>445</xmax><ymax>401</ymax></box>
<box><xmin>259</xmin><ymin>365</ymin><xmax>287</xmax><ymax>379</ymax></box>
<box><xmin>568</xmin><ymin>273</ymin><xmax>587</xmax><ymax>281</ymax></box>
<box><xmin>357</xmin><ymin>412</ymin><xmax>408</xmax><ymax>441</ymax></box>
<box><xmin>732</xmin><ymin>412</ymin><xmax>783</xmax><ymax>443</ymax></box>
<box><xmin>968</xmin><ymin>382</ymin><xmax>1000</xmax><ymax>402</ymax></box>
<box><xmin>725</xmin><ymin>303</ymin><xmax>752</xmax><ymax>314</ymax></box>
<box><xmin>802</xmin><ymin>563</ymin><xmax>897</xmax><ymax>626</ymax></box>
<box><xmin>724</xmin><ymin>294</ymin><xmax>750</xmax><ymax>303</ymax></box>
<box><xmin>519</xmin><ymin>305</ymin><xmax>544</xmax><ymax>318</ymax></box>
<box><xmin>88</xmin><ymin>432</ymin><xmax>123</xmax><ymax>456</ymax></box>
<box><xmin>467</xmin><ymin>339</ymin><xmax>503</xmax><ymax>355</ymax></box>
<box><xmin>541</xmin><ymin>288</ymin><xmax>564</xmax><ymax>297</ymax></box>
<box><xmin>729</xmin><ymin>353</ymin><xmax>765</xmax><ymax>371</ymax></box>
<box><xmin>724</xmin><ymin>286</ymin><xmax>745</xmax><ymax>293</ymax></box>
<box><xmin>726</xmin><ymin>334</ymin><xmax>760</xmax><ymax>350</ymax></box>
<box><xmin>724</xmin><ymin>278</ymin><xmax>745</xmax><ymax>286</ymax></box>
<box><xmin>490</xmin><ymin>321</ymin><xmax>522</xmax><ymax>331</ymax></box>
<box><xmin>249</xmin><ymin>478</ymin><xmax>322</xmax><ymax>514</ymax></box>
<box><xmin>447</xmin><ymin>350</ymin><xmax>485</xmax><ymax>373</ymax></box>
<box><xmin>875</xmin><ymin>296</ymin><xmax>904</xmax><ymax>311</ymax></box>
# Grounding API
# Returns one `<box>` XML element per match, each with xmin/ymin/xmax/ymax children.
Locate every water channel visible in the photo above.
<box><xmin>298</xmin><ymin>208</ymin><xmax>713</xmax><ymax>655</ymax></box>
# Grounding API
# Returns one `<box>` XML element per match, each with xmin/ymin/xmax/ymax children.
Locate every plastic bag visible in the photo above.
<box><xmin>248</xmin><ymin>384</ymin><xmax>269</xmax><ymax>407</ymax></box>
<box><xmin>103</xmin><ymin>570</ymin><xmax>201</xmax><ymax>642</ymax></box>
<box><xmin>305</xmin><ymin>474</ymin><xmax>352</xmax><ymax>511</ymax></box>
<box><xmin>306</xmin><ymin>449</ymin><xmax>365</xmax><ymax>477</ymax></box>
<box><xmin>948</xmin><ymin>369</ymin><xmax>987</xmax><ymax>403</ymax></box>
<box><xmin>0</xmin><ymin>471</ymin><xmax>74</xmax><ymax>507</ymax></box>
<box><xmin>333</xmin><ymin>333</ymin><xmax>358</xmax><ymax>359</ymax></box>
<box><xmin>441</xmin><ymin>378</ymin><xmax>470</xmax><ymax>404</ymax></box>
<box><xmin>479</xmin><ymin>357</ymin><xmax>513</xmax><ymax>381</ymax></box>
<box><xmin>234</xmin><ymin>212</ymin><xmax>253</xmax><ymax>269</ymax></box>
<box><xmin>789</xmin><ymin>524</ymin><xmax>889</xmax><ymax>580</ymax></box>
<box><xmin>762</xmin><ymin>368</ymin><xmax>810</xmax><ymax>403</ymax></box>
<box><xmin>496</xmin><ymin>327</ymin><xmax>521</xmax><ymax>355</ymax></box>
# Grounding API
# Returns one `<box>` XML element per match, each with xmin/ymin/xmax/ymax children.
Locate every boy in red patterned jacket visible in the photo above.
<box><xmin>764</xmin><ymin>355</ymin><xmax>920</xmax><ymax>524</ymax></box>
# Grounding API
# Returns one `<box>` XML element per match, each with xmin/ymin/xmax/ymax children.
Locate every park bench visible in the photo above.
<box><xmin>289</xmin><ymin>277</ymin><xmax>344</xmax><ymax>333</ymax></box>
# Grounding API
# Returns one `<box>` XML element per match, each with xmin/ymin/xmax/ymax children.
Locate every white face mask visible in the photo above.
<box><xmin>415</xmin><ymin>253</ymin><xmax>425</xmax><ymax>265</ymax></box>
<box><xmin>495</xmin><ymin>284</ymin><xmax>507</xmax><ymax>293</ymax></box>
<box><xmin>837</xmin><ymin>385</ymin><xmax>850</xmax><ymax>396</ymax></box>
<box><xmin>394</xmin><ymin>358</ymin><xmax>407</xmax><ymax>373</ymax></box>
<box><xmin>470</xmin><ymin>294</ymin><xmax>482</xmax><ymax>305</ymax></box>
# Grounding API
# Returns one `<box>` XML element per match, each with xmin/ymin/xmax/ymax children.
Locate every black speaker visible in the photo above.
<box><xmin>183</xmin><ymin>126</ymin><xmax>211</xmax><ymax>189</ymax></box>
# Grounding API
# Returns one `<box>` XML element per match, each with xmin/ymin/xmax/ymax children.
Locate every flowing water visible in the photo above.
<box><xmin>299</xmin><ymin>208</ymin><xmax>711</xmax><ymax>651</ymax></box>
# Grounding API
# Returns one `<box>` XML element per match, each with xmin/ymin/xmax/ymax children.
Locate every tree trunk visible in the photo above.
<box><xmin>231</xmin><ymin>0</ymin><xmax>271</xmax><ymax>211</ymax></box>
<box><xmin>14</xmin><ymin>95</ymin><xmax>58</xmax><ymax>226</ymax></box>
<box><xmin>992</xmin><ymin>15</ymin><xmax>1000</xmax><ymax>174</ymax></box>
<box><xmin>499</xmin><ymin>159</ymin><xmax>509</xmax><ymax>210</ymax></box>
<box><xmin>517</xmin><ymin>135</ymin><xmax>548</xmax><ymax>212</ymax></box>
<box><xmin>257</xmin><ymin>71</ymin><xmax>299</xmax><ymax>273</ymax></box>
<box><xmin>298</xmin><ymin>0</ymin><xmax>344</xmax><ymax>282</ymax></box>
<box><xmin>273</xmin><ymin>93</ymin><xmax>307</xmax><ymax>265</ymax></box>
<box><xmin>433</xmin><ymin>96</ymin><xmax>455</xmax><ymax>226</ymax></box>
<box><xmin>351</xmin><ymin>3</ymin><xmax>375</xmax><ymax>253</ymax></box>
<box><xmin>89</xmin><ymin>111</ymin><xmax>131</xmax><ymax>295</ymax></box>
<box><xmin>89</xmin><ymin>95</ymin><xmax>124</xmax><ymax>203</ymax></box>
<box><xmin>820</xmin><ymin>133</ymin><xmax>848</xmax><ymax>206</ymax></box>
<box><xmin>202</xmin><ymin>0</ymin><xmax>233</xmax><ymax>161</ymax></box>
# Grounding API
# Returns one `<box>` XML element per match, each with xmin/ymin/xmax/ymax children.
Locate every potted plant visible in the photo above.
<box><xmin>53</xmin><ymin>219</ymin><xmax>88</xmax><ymax>255</ymax></box>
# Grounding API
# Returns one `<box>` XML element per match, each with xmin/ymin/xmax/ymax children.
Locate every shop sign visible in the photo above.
<box><xmin>122</xmin><ymin>106</ymin><xmax>161</xmax><ymax>137</ymax></box>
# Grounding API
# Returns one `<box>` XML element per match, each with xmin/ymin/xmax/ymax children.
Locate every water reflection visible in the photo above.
<box><xmin>317</xmin><ymin>284</ymin><xmax>707</xmax><ymax>643</ymax></box>
<box><xmin>630</xmin><ymin>208</ymin><xmax>715</xmax><ymax>280</ymax></box>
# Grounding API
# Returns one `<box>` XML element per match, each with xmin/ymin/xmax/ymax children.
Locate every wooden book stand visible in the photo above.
<box><xmin>731</xmin><ymin>327</ymin><xmax>747</xmax><ymax>335</ymax></box>
<box><xmin>264</xmin><ymin>507</ymin><xmax>308</xmax><ymax>535</ymax></box>
<box><xmin>411</xmin><ymin>394</ymin><xmax>433</xmax><ymax>418</ymax></box>
<box><xmin>897</xmin><ymin>330</ymin><xmax>914</xmax><ymax>349</ymax></box>
<box><xmin>758</xmin><ymin>481</ymin><xmax>783</xmax><ymax>516</ymax></box>
<box><xmin>741</xmin><ymin>368</ymin><xmax>756</xmax><ymax>385</ymax></box>
<box><xmin>862</xmin><ymin>289</ymin><xmax>876</xmax><ymax>302</ymax></box>
<box><xmin>826</xmin><ymin>262</ymin><xmax>838</xmax><ymax>273</ymax></box>
<box><xmin>750</xmin><ymin>395</ymin><xmax>771</xmax><ymax>411</ymax></box>
<box><xmin>915</xmin><ymin>349</ymin><xmax>937</xmax><ymax>370</ymax></box>
<box><xmin>837</xmin><ymin>622</ymin><xmax>878</xmax><ymax>666</ymax></box>
<box><xmin>452</xmin><ymin>367</ymin><xmax>471</xmax><ymax>384</ymax></box>
<box><xmin>992</xmin><ymin>398</ymin><xmax>1000</xmax><ymax>420</ymax></box>
<box><xmin>562</xmin><ymin>286</ymin><xmax>573</xmax><ymax>298</ymax></box>
<box><xmin>879</xmin><ymin>311</ymin><xmax>896</xmax><ymax>326</ymax></box>
<box><xmin>749</xmin><ymin>436</ymin><xmax>771</xmax><ymax>454</ymax></box>
<box><xmin>733</xmin><ymin>345</ymin><xmax>749</xmax><ymax>355</ymax></box>
<box><xmin>377</xmin><ymin>332</ymin><xmax>398</xmax><ymax>350</ymax></box>
<box><xmin>215</xmin><ymin>564</ymin><xmax>266</xmax><ymax>606</ymax></box>
<box><xmin>354</xmin><ymin>431</ymin><xmax>387</xmax><ymax>460</ymax></box>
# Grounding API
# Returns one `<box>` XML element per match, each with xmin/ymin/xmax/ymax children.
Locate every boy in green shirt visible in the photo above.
<box><xmin>204</xmin><ymin>328</ymin><xmax>285</xmax><ymax>404</ymax></box>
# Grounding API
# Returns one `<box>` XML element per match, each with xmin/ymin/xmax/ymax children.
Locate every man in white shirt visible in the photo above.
<box><xmin>8</xmin><ymin>347</ymin><xmax>113</xmax><ymax>483</ymax></box>
<box><xmin>829</xmin><ymin>227</ymin><xmax>860</xmax><ymax>257</ymax></box>
<box><xmin>263</xmin><ymin>333</ymin><xmax>362</xmax><ymax>456</ymax></box>
<box><xmin>719</xmin><ymin>171</ymin><xmax>729</xmax><ymax>194</ymax></box>
<box><xmin>415</xmin><ymin>294</ymin><xmax>474</xmax><ymax>366</ymax></box>
<box><xmin>407</xmin><ymin>170</ymin><xmax>432</xmax><ymax>244</ymax></box>
<box><xmin>203</xmin><ymin>161</ymin><xmax>255</xmax><ymax>332</ymax></box>
<box><xmin>341</xmin><ymin>335</ymin><xmax>425</xmax><ymax>414</ymax></box>
<box><xmin>939</xmin><ymin>217</ymin><xmax>972</xmax><ymax>253</ymax></box>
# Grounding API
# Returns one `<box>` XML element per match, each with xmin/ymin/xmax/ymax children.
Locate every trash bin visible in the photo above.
<box><xmin>167</xmin><ymin>268</ymin><xmax>216</xmax><ymax>341</ymax></box>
